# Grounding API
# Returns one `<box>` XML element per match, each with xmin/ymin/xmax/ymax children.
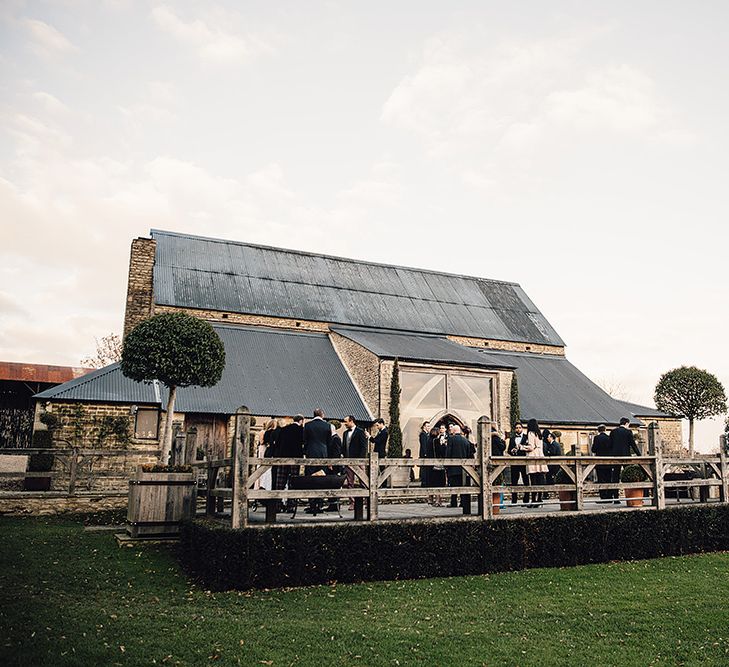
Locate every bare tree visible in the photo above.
<box><xmin>597</xmin><ymin>377</ymin><xmax>632</xmax><ymax>402</ymax></box>
<box><xmin>81</xmin><ymin>333</ymin><xmax>123</xmax><ymax>368</ymax></box>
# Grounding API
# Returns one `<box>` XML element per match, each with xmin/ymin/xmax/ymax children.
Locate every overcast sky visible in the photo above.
<box><xmin>1</xmin><ymin>1</ymin><xmax>727</xmax><ymax>450</ymax></box>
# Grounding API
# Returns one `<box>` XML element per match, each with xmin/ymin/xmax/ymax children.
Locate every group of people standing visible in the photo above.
<box><xmin>256</xmin><ymin>409</ymin><xmax>389</xmax><ymax>513</ymax></box>
<box><xmin>418</xmin><ymin>421</ymin><xmax>475</xmax><ymax>507</ymax></box>
<box><xmin>256</xmin><ymin>411</ymin><xmax>642</xmax><ymax>512</ymax></box>
<box><xmin>591</xmin><ymin>417</ymin><xmax>642</xmax><ymax>501</ymax></box>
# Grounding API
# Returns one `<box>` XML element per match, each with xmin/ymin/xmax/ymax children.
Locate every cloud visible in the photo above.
<box><xmin>546</xmin><ymin>65</ymin><xmax>661</xmax><ymax>133</ymax></box>
<box><xmin>23</xmin><ymin>18</ymin><xmax>79</xmax><ymax>57</ymax></box>
<box><xmin>150</xmin><ymin>4</ymin><xmax>274</xmax><ymax>65</ymax></box>
<box><xmin>382</xmin><ymin>29</ymin><xmax>692</xmax><ymax>163</ymax></box>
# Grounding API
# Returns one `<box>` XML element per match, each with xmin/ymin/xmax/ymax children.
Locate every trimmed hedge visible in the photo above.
<box><xmin>179</xmin><ymin>505</ymin><xmax>729</xmax><ymax>591</ymax></box>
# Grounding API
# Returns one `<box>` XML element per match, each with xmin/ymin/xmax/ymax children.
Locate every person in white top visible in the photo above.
<box><xmin>522</xmin><ymin>418</ymin><xmax>548</xmax><ymax>506</ymax></box>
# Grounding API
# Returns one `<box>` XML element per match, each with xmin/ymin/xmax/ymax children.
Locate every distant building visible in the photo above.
<box><xmin>1</xmin><ymin>362</ymin><xmax>91</xmax><ymax>447</ymax></box>
<box><xmin>35</xmin><ymin>230</ymin><xmax>673</xmax><ymax>458</ymax></box>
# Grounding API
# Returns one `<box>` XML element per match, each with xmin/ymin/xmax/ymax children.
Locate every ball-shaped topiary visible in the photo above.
<box><xmin>121</xmin><ymin>312</ymin><xmax>225</xmax><ymax>463</ymax></box>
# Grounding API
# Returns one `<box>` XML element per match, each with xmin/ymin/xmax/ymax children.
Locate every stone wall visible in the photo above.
<box><xmin>154</xmin><ymin>305</ymin><xmax>330</xmax><ymax>333</ymax></box>
<box><xmin>330</xmin><ymin>333</ymin><xmax>379</xmax><ymax>418</ymax></box>
<box><xmin>0</xmin><ymin>493</ymin><xmax>127</xmax><ymax>516</ymax></box>
<box><xmin>123</xmin><ymin>236</ymin><xmax>156</xmax><ymax>337</ymax></box>
<box><xmin>448</xmin><ymin>335</ymin><xmax>565</xmax><ymax>356</ymax></box>
<box><xmin>33</xmin><ymin>401</ymin><xmax>160</xmax><ymax>492</ymax></box>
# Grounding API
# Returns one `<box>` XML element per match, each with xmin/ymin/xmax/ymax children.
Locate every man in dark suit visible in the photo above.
<box><xmin>446</xmin><ymin>424</ymin><xmax>472</xmax><ymax>510</ymax></box>
<box><xmin>303</xmin><ymin>408</ymin><xmax>332</xmax><ymax>513</ymax></box>
<box><xmin>304</xmin><ymin>408</ymin><xmax>332</xmax><ymax>461</ymax></box>
<box><xmin>609</xmin><ymin>417</ymin><xmax>642</xmax><ymax>503</ymax></box>
<box><xmin>342</xmin><ymin>415</ymin><xmax>368</xmax><ymax>510</ymax></box>
<box><xmin>274</xmin><ymin>415</ymin><xmax>304</xmax><ymax>510</ymax></box>
<box><xmin>591</xmin><ymin>424</ymin><xmax>612</xmax><ymax>500</ymax></box>
<box><xmin>370</xmin><ymin>418</ymin><xmax>388</xmax><ymax>458</ymax></box>
<box><xmin>508</xmin><ymin>422</ymin><xmax>530</xmax><ymax>504</ymax></box>
<box><xmin>343</xmin><ymin>415</ymin><xmax>368</xmax><ymax>458</ymax></box>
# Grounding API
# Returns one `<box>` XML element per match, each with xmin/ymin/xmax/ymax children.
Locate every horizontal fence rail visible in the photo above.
<box><xmin>195</xmin><ymin>409</ymin><xmax>729</xmax><ymax>528</ymax></box>
<box><xmin>0</xmin><ymin>447</ymin><xmax>160</xmax><ymax>496</ymax></box>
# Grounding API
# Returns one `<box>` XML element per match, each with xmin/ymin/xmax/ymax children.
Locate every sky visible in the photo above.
<box><xmin>1</xmin><ymin>1</ymin><xmax>727</xmax><ymax>451</ymax></box>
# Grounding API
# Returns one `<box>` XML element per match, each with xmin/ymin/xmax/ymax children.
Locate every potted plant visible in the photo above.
<box><xmin>555</xmin><ymin>468</ymin><xmax>575</xmax><ymax>511</ymax></box>
<box><xmin>621</xmin><ymin>464</ymin><xmax>649</xmax><ymax>507</ymax></box>
<box><xmin>127</xmin><ymin>463</ymin><xmax>196</xmax><ymax>538</ymax></box>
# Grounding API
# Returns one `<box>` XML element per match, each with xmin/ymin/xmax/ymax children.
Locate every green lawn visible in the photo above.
<box><xmin>1</xmin><ymin>515</ymin><xmax>728</xmax><ymax>666</ymax></box>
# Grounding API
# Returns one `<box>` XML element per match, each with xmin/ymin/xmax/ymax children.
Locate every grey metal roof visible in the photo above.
<box><xmin>332</xmin><ymin>326</ymin><xmax>515</xmax><ymax>370</ymax></box>
<box><xmin>151</xmin><ymin>229</ymin><xmax>565</xmax><ymax>347</ymax></box>
<box><xmin>475</xmin><ymin>349</ymin><xmax>637</xmax><ymax>426</ymax></box>
<box><xmin>35</xmin><ymin>325</ymin><xmax>372</xmax><ymax>420</ymax></box>
<box><xmin>34</xmin><ymin>364</ymin><xmax>161</xmax><ymax>404</ymax></box>
<box><xmin>616</xmin><ymin>400</ymin><xmax>675</xmax><ymax>420</ymax></box>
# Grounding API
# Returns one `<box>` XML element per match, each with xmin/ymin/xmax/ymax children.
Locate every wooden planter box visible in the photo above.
<box><xmin>127</xmin><ymin>468</ymin><xmax>196</xmax><ymax>538</ymax></box>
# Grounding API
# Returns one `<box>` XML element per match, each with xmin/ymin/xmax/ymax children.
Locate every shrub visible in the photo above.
<box><xmin>179</xmin><ymin>505</ymin><xmax>729</xmax><ymax>591</ymax></box>
<box><xmin>621</xmin><ymin>464</ymin><xmax>649</xmax><ymax>483</ymax></box>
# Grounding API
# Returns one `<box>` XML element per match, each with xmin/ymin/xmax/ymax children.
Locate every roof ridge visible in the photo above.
<box><xmin>150</xmin><ymin>228</ymin><xmax>520</xmax><ymax>287</ymax></box>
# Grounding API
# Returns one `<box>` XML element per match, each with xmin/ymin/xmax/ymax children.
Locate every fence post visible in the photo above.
<box><xmin>231</xmin><ymin>406</ymin><xmax>251</xmax><ymax>529</ymax></box>
<box><xmin>205</xmin><ymin>461</ymin><xmax>216</xmax><ymax>516</ymax></box>
<box><xmin>68</xmin><ymin>447</ymin><xmax>79</xmax><ymax>495</ymax></box>
<box><xmin>368</xmin><ymin>450</ymin><xmax>379</xmax><ymax>521</ymax></box>
<box><xmin>719</xmin><ymin>435</ymin><xmax>728</xmax><ymax>503</ymax></box>
<box><xmin>184</xmin><ymin>426</ymin><xmax>198</xmax><ymax>465</ymax></box>
<box><xmin>575</xmin><ymin>448</ymin><xmax>584</xmax><ymax>511</ymax></box>
<box><xmin>648</xmin><ymin>422</ymin><xmax>665</xmax><ymax>509</ymax></box>
<box><xmin>477</xmin><ymin>415</ymin><xmax>491</xmax><ymax>519</ymax></box>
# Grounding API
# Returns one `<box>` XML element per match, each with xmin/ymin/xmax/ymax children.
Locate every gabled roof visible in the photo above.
<box><xmin>151</xmin><ymin>229</ymin><xmax>565</xmax><ymax>347</ymax></box>
<box><xmin>35</xmin><ymin>325</ymin><xmax>372</xmax><ymax>420</ymax></box>
<box><xmin>473</xmin><ymin>349</ymin><xmax>635</xmax><ymax>426</ymax></box>
<box><xmin>332</xmin><ymin>326</ymin><xmax>515</xmax><ymax>370</ymax></box>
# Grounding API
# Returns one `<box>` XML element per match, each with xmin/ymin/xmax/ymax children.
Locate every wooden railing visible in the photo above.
<box><xmin>192</xmin><ymin>408</ymin><xmax>729</xmax><ymax>528</ymax></box>
<box><xmin>0</xmin><ymin>446</ymin><xmax>160</xmax><ymax>495</ymax></box>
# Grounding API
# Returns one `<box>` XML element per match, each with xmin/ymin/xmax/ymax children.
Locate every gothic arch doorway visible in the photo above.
<box><xmin>429</xmin><ymin>411</ymin><xmax>466</xmax><ymax>431</ymax></box>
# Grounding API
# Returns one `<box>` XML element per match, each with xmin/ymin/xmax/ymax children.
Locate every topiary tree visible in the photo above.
<box><xmin>509</xmin><ymin>373</ymin><xmax>521</xmax><ymax>433</ymax></box>
<box><xmin>387</xmin><ymin>358</ymin><xmax>403</xmax><ymax>457</ymax></box>
<box><xmin>121</xmin><ymin>313</ymin><xmax>226</xmax><ymax>464</ymax></box>
<box><xmin>654</xmin><ymin>366</ymin><xmax>727</xmax><ymax>457</ymax></box>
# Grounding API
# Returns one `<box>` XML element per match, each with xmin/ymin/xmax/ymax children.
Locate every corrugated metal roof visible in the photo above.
<box><xmin>35</xmin><ymin>325</ymin><xmax>372</xmax><ymax>420</ymax></box>
<box><xmin>34</xmin><ymin>364</ymin><xmax>161</xmax><ymax>404</ymax></box>
<box><xmin>332</xmin><ymin>327</ymin><xmax>515</xmax><ymax>370</ymax></box>
<box><xmin>0</xmin><ymin>361</ymin><xmax>93</xmax><ymax>384</ymax></box>
<box><xmin>616</xmin><ymin>400</ymin><xmax>675</xmax><ymax>420</ymax></box>
<box><xmin>473</xmin><ymin>349</ymin><xmax>636</xmax><ymax>426</ymax></box>
<box><xmin>150</xmin><ymin>229</ymin><xmax>565</xmax><ymax>347</ymax></box>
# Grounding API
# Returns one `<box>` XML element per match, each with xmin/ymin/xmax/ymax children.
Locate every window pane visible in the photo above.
<box><xmin>400</xmin><ymin>371</ymin><xmax>446</xmax><ymax>458</ymax></box>
<box><xmin>401</xmin><ymin>372</ymin><xmax>446</xmax><ymax>413</ymax></box>
<box><xmin>449</xmin><ymin>375</ymin><xmax>491</xmax><ymax>415</ymax></box>
<box><xmin>135</xmin><ymin>409</ymin><xmax>159</xmax><ymax>439</ymax></box>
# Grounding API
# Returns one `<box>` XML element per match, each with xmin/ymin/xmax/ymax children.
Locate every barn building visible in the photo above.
<box><xmin>34</xmin><ymin>230</ymin><xmax>682</xmax><ymax>461</ymax></box>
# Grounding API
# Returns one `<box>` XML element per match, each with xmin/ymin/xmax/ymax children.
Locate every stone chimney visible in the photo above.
<box><xmin>123</xmin><ymin>237</ymin><xmax>156</xmax><ymax>337</ymax></box>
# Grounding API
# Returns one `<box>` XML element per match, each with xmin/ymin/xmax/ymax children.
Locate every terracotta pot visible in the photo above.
<box><xmin>492</xmin><ymin>492</ymin><xmax>501</xmax><ymax>515</ymax></box>
<box><xmin>558</xmin><ymin>490</ymin><xmax>576</xmax><ymax>511</ymax></box>
<box><xmin>624</xmin><ymin>488</ymin><xmax>645</xmax><ymax>507</ymax></box>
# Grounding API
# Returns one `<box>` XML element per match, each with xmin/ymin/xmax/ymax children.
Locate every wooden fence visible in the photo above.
<box><xmin>0</xmin><ymin>446</ymin><xmax>160</xmax><ymax>495</ymax></box>
<box><xmin>194</xmin><ymin>408</ymin><xmax>729</xmax><ymax>528</ymax></box>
